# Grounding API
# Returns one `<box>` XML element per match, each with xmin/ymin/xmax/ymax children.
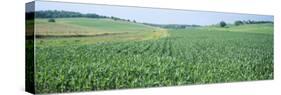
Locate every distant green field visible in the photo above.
<box><xmin>36</xmin><ymin>18</ymin><xmax>162</xmax><ymax>35</ymax></box>
<box><xmin>34</xmin><ymin>18</ymin><xmax>273</xmax><ymax>93</ymax></box>
<box><xmin>35</xmin><ymin>18</ymin><xmax>167</xmax><ymax>46</ymax></box>
<box><xmin>203</xmin><ymin>23</ymin><xmax>273</xmax><ymax>34</ymax></box>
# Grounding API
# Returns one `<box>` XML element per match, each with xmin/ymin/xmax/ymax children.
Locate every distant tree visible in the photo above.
<box><xmin>35</xmin><ymin>10</ymin><xmax>108</xmax><ymax>18</ymax></box>
<box><xmin>243</xmin><ymin>20</ymin><xmax>249</xmax><ymax>24</ymax></box>
<box><xmin>110</xmin><ymin>16</ymin><xmax>122</xmax><ymax>21</ymax></box>
<box><xmin>85</xmin><ymin>13</ymin><xmax>102</xmax><ymax>18</ymax></box>
<box><xmin>220</xmin><ymin>21</ymin><xmax>226</xmax><ymax>27</ymax></box>
<box><xmin>248</xmin><ymin>20</ymin><xmax>254</xmax><ymax>24</ymax></box>
<box><xmin>48</xmin><ymin>18</ymin><xmax>56</xmax><ymax>22</ymax></box>
<box><xmin>240</xmin><ymin>20</ymin><xmax>273</xmax><ymax>25</ymax></box>
<box><xmin>133</xmin><ymin>20</ymin><xmax>136</xmax><ymax>23</ymax></box>
<box><xmin>234</xmin><ymin>20</ymin><xmax>243</xmax><ymax>26</ymax></box>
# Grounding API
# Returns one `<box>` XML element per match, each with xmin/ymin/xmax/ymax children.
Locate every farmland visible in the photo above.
<box><xmin>34</xmin><ymin>18</ymin><xmax>273</xmax><ymax>93</ymax></box>
<box><xmin>35</xmin><ymin>18</ymin><xmax>167</xmax><ymax>47</ymax></box>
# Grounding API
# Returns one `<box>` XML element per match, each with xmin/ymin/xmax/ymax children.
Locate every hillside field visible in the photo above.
<box><xmin>33</xmin><ymin>18</ymin><xmax>273</xmax><ymax>93</ymax></box>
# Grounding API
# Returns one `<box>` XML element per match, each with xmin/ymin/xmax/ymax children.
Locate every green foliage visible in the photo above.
<box><xmin>233</xmin><ymin>20</ymin><xmax>273</xmax><ymax>26</ymax></box>
<box><xmin>35</xmin><ymin>10</ymin><xmax>84</xmax><ymax>18</ymax></box>
<box><xmin>220</xmin><ymin>21</ymin><xmax>227</xmax><ymax>27</ymax></box>
<box><xmin>34</xmin><ymin>10</ymin><xmax>129</xmax><ymax>22</ymax></box>
<box><xmin>35</xmin><ymin>24</ymin><xmax>273</xmax><ymax>93</ymax></box>
<box><xmin>143</xmin><ymin>23</ymin><xmax>201</xmax><ymax>29</ymax></box>
<box><xmin>48</xmin><ymin>18</ymin><xmax>55</xmax><ymax>23</ymax></box>
<box><xmin>234</xmin><ymin>20</ymin><xmax>243</xmax><ymax>26</ymax></box>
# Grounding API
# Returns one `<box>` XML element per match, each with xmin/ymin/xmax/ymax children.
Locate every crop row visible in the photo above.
<box><xmin>35</xmin><ymin>28</ymin><xmax>273</xmax><ymax>93</ymax></box>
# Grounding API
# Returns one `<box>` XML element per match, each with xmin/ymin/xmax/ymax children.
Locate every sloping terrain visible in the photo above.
<box><xmin>35</xmin><ymin>18</ymin><xmax>168</xmax><ymax>46</ymax></box>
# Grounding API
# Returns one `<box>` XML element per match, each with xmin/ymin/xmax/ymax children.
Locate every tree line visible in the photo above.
<box><xmin>143</xmin><ymin>23</ymin><xmax>200</xmax><ymax>29</ymax></box>
<box><xmin>26</xmin><ymin>10</ymin><xmax>136</xmax><ymax>22</ymax></box>
<box><xmin>234</xmin><ymin>20</ymin><xmax>273</xmax><ymax>26</ymax></box>
<box><xmin>34</xmin><ymin>10</ymin><xmax>107</xmax><ymax>18</ymax></box>
<box><xmin>220</xmin><ymin>20</ymin><xmax>273</xmax><ymax>27</ymax></box>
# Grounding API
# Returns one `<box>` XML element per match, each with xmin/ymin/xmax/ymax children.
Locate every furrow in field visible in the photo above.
<box><xmin>160</xmin><ymin>38</ymin><xmax>170</xmax><ymax>57</ymax></box>
<box><xmin>138</xmin><ymin>41</ymin><xmax>153</xmax><ymax>54</ymax></box>
<box><xmin>167</xmin><ymin>38</ymin><xmax>173</xmax><ymax>57</ymax></box>
<box><xmin>149</xmin><ymin>40</ymin><xmax>161</xmax><ymax>56</ymax></box>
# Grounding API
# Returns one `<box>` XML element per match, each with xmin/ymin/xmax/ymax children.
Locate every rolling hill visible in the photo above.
<box><xmin>34</xmin><ymin>18</ymin><xmax>168</xmax><ymax>46</ymax></box>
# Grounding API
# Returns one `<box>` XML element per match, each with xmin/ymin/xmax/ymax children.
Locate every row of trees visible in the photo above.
<box><xmin>220</xmin><ymin>20</ymin><xmax>273</xmax><ymax>27</ymax></box>
<box><xmin>27</xmin><ymin>10</ymin><xmax>137</xmax><ymax>23</ymax></box>
<box><xmin>110</xmin><ymin>16</ymin><xmax>137</xmax><ymax>23</ymax></box>
<box><xmin>234</xmin><ymin>20</ymin><xmax>273</xmax><ymax>26</ymax></box>
<box><xmin>34</xmin><ymin>10</ymin><xmax>107</xmax><ymax>18</ymax></box>
<box><xmin>143</xmin><ymin>23</ymin><xmax>200</xmax><ymax>29</ymax></box>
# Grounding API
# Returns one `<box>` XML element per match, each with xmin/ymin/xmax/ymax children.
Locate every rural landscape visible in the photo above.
<box><xmin>26</xmin><ymin>2</ymin><xmax>274</xmax><ymax>94</ymax></box>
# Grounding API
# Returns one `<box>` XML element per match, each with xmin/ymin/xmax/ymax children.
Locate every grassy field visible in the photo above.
<box><xmin>35</xmin><ymin>18</ymin><xmax>167</xmax><ymax>47</ymax></box>
<box><xmin>203</xmin><ymin>23</ymin><xmax>274</xmax><ymax>34</ymax></box>
<box><xmin>34</xmin><ymin>18</ymin><xmax>273</xmax><ymax>93</ymax></box>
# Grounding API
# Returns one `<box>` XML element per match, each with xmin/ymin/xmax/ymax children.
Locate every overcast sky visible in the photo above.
<box><xmin>33</xmin><ymin>1</ymin><xmax>273</xmax><ymax>25</ymax></box>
